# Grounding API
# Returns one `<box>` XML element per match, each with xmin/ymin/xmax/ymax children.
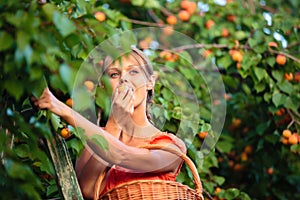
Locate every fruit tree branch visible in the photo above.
<box><xmin>171</xmin><ymin>43</ymin><xmax>300</xmax><ymax>65</ymax></box>
<box><xmin>268</xmin><ymin>49</ymin><xmax>300</xmax><ymax>66</ymax></box>
<box><xmin>171</xmin><ymin>44</ymin><xmax>228</xmax><ymax>52</ymax></box>
<box><xmin>120</xmin><ymin>18</ymin><xmax>163</xmax><ymax>27</ymax></box>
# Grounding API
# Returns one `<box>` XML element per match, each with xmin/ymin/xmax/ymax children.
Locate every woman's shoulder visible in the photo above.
<box><xmin>149</xmin><ymin>132</ymin><xmax>186</xmax><ymax>153</ymax></box>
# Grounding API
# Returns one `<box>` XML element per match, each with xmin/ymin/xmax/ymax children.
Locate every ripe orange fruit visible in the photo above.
<box><xmin>60</xmin><ymin>128</ymin><xmax>71</xmax><ymax>139</ymax></box>
<box><xmin>221</xmin><ymin>28</ymin><xmax>229</xmax><ymax>37</ymax></box>
<box><xmin>284</xmin><ymin>72</ymin><xmax>293</xmax><ymax>81</ymax></box>
<box><xmin>66</xmin><ymin>98</ymin><xmax>73</xmax><ymax>107</ymax></box>
<box><xmin>266</xmin><ymin>167</ymin><xmax>274</xmax><ymax>175</ymax></box>
<box><xmin>166</xmin><ymin>15</ymin><xmax>177</xmax><ymax>25</ymax></box>
<box><xmin>276</xmin><ymin>54</ymin><xmax>286</xmax><ymax>65</ymax></box>
<box><xmin>232</xmin><ymin>118</ymin><xmax>242</xmax><ymax>127</ymax></box>
<box><xmin>294</xmin><ymin>72</ymin><xmax>300</xmax><ymax>82</ymax></box>
<box><xmin>232</xmin><ymin>51</ymin><xmax>243</xmax><ymax>62</ymax></box>
<box><xmin>214</xmin><ymin>187</ymin><xmax>221</xmax><ymax>195</ymax></box>
<box><xmin>275</xmin><ymin>108</ymin><xmax>285</xmax><ymax>116</ymax></box>
<box><xmin>281</xmin><ymin>137</ymin><xmax>289</xmax><ymax>145</ymax></box>
<box><xmin>233</xmin><ymin>163</ymin><xmax>243</xmax><ymax>171</ymax></box>
<box><xmin>268</xmin><ymin>42</ymin><xmax>278</xmax><ymax>48</ymax></box>
<box><xmin>198</xmin><ymin>131</ymin><xmax>208</xmax><ymax>139</ymax></box>
<box><xmin>178</xmin><ymin>10</ymin><xmax>190</xmax><ymax>21</ymax></box>
<box><xmin>202</xmin><ymin>49</ymin><xmax>212</xmax><ymax>58</ymax></box>
<box><xmin>138</xmin><ymin>38</ymin><xmax>151</xmax><ymax>50</ymax></box>
<box><xmin>241</xmin><ymin>152</ymin><xmax>248</xmax><ymax>161</ymax></box>
<box><xmin>84</xmin><ymin>80</ymin><xmax>95</xmax><ymax>92</ymax></box>
<box><xmin>94</xmin><ymin>11</ymin><xmax>106</xmax><ymax>22</ymax></box>
<box><xmin>244</xmin><ymin>145</ymin><xmax>253</xmax><ymax>154</ymax></box>
<box><xmin>181</xmin><ymin>1</ymin><xmax>197</xmax><ymax>14</ymax></box>
<box><xmin>226</xmin><ymin>14</ymin><xmax>236</xmax><ymax>22</ymax></box>
<box><xmin>186</xmin><ymin>2</ymin><xmax>197</xmax><ymax>14</ymax></box>
<box><xmin>282</xmin><ymin>129</ymin><xmax>292</xmax><ymax>138</ymax></box>
<box><xmin>162</xmin><ymin>25</ymin><xmax>174</xmax><ymax>36</ymax></box>
<box><xmin>288</xmin><ymin>134</ymin><xmax>298</xmax><ymax>145</ymax></box>
<box><xmin>180</xmin><ymin>0</ymin><xmax>190</xmax><ymax>9</ymax></box>
<box><xmin>205</xmin><ymin>19</ymin><xmax>215</xmax><ymax>29</ymax></box>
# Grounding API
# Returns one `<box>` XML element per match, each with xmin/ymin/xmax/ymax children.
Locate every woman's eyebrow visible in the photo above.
<box><xmin>106</xmin><ymin>67</ymin><xmax>120</xmax><ymax>71</ymax></box>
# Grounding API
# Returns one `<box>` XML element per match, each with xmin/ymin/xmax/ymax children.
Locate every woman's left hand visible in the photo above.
<box><xmin>30</xmin><ymin>87</ymin><xmax>68</xmax><ymax>118</ymax></box>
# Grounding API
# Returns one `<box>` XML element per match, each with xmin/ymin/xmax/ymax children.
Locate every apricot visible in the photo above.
<box><xmin>282</xmin><ymin>129</ymin><xmax>292</xmax><ymax>138</ymax></box>
<box><xmin>276</xmin><ymin>54</ymin><xmax>286</xmax><ymax>65</ymax></box>
<box><xmin>205</xmin><ymin>20</ymin><xmax>215</xmax><ymax>30</ymax></box>
<box><xmin>162</xmin><ymin>25</ymin><xmax>174</xmax><ymax>36</ymax></box>
<box><xmin>65</xmin><ymin>98</ymin><xmax>73</xmax><ymax>107</ymax></box>
<box><xmin>284</xmin><ymin>72</ymin><xmax>293</xmax><ymax>81</ymax></box>
<box><xmin>84</xmin><ymin>80</ymin><xmax>95</xmax><ymax>92</ymax></box>
<box><xmin>198</xmin><ymin>131</ymin><xmax>208</xmax><ymax>139</ymax></box>
<box><xmin>221</xmin><ymin>28</ymin><xmax>229</xmax><ymax>37</ymax></box>
<box><xmin>268</xmin><ymin>42</ymin><xmax>278</xmax><ymax>48</ymax></box>
<box><xmin>166</xmin><ymin>15</ymin><xmax>177</xmax><ymax>25</ymax></box>
<box><xmin>60</xmin><ymin>128</ymin><xmax>71</xmax><ymax>139</ymax></box>
<box><xmin>178</xmin><ymin>10</ymin><xmax>190</xmax><ymax>21</ymax></box>
<box><xmin>288</xmin><ymin>134</ymin><xmax>298</xmax><ymax>145</ymax></box>
<box><xmin>94</xmin><ymin>11</ymin><xmax>106</xmax><ymax>22</ymax></box>
<box><xmin>232</xmin><ymin>51</ymin><xmax>243</xmax><ymax>62</ymax></box>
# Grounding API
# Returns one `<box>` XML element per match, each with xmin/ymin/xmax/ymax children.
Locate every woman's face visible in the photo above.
<box><xmin>105</xmin><ymin>54</ymin><xmax>152</xmax><ymax>108</ymax></box>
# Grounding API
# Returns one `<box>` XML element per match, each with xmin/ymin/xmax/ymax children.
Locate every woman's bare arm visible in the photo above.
<box><xmin>35</xmin><ymin>88</ymin><xmax>185</xmax><ymax>173</ymax></box>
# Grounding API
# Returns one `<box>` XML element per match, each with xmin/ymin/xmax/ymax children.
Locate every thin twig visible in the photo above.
<box><xmin>159</xmin><ymin>6</ymin><xmax>174</xmax><ymax>17</ymax></box>
<box><xmin>120</xmin><ymin>18</ymin><xmax>163</xmax><ymax>27</ymax></box>
<box><xmin>171</xmin><ymin>44</ymin><xmax>228</xmax><ymax>52</ymax></box>
<box><xmin>170</xmin><ymin>43</ymin><xmax>300</xmax><ymax>65</ymax></box>
<box><xmin>258</xmin><ymin>4</ymin><xmax>277</xmax><ymax>14</ymax></box>
<box><xmin>287</xmin><ymin>119</ymin><xmax>295</xmax><ymax>130</ymax></box>
<box><xmin>247</xmin><ymin>0</ymin><xmax>256</xmax><ymax>14</ymax></box>
<box><xmin>147</xmin><ymin>9</ymin><xmax>164</xmax><ymax>25</ymax></box>
<box><xmin>287</xmin><ymin>42</ymin><xmax>300</xmax><ymax>49</ymax></box>
<box><xmin>268</xmin><ymin>49</ymin><xmax>300</xmax><ymax>65</ymax></box>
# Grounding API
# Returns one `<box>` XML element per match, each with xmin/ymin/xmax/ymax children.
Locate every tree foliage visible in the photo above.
<box><xmin>0</xmin><ymin>0</ymin><xmax>299</xmax><ymax>199</ymax></box>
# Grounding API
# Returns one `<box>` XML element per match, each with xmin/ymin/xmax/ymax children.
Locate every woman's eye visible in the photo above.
<box><xmin>129</xmin><ymin>70</ymin><xmax>138</xmax><ymax>75</ymax></box>
<box><xmin>110</xmin><ymin>73</ymin><xmax>120</xmax><ymax>78</ymax></box>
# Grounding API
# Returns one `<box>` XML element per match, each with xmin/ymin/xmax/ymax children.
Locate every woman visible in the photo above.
<box><xmin>34</xmin><ymin>47</ymin><xmax>186</xmax><ymax>199</ymax></box>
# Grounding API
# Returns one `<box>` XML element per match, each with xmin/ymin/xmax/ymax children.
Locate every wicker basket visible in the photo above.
<box><xmin>98</xmin><ymin>144</ymin><xmax>204</xmax><ymax>200</ymax></box>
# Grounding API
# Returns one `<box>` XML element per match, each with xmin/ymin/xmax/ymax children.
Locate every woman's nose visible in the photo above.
<box><xmin>119</xmin><ymin>77</ymin><xmax>129</xmax><ymax>84</ymax></box>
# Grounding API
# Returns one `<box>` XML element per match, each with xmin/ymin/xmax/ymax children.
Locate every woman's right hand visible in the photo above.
<box><xmin>111</xmin><ymin>83</ymin><xmax>135</xmax><ymax>130</ymax></box>
<box><xmin>31</xmin><ymin>87</ymin><xmax>67</xmax><ymax>117</ymax></box>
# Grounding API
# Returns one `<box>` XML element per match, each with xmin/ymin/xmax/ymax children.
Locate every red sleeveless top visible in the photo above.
<box><xmin>100</xmin><ymin>132</ymin><xmax>186</xmax><ymax>196</ymax></box>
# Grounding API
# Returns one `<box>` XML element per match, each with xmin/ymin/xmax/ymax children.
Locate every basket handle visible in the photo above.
<box><xmin>138</xmin><ymin>144</ymin><xmax>203</xmax><ymax>197</ymax></box>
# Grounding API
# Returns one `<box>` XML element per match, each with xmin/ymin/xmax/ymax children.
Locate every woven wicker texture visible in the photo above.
<box><xmin>98</xmin><ymin>144</ymin><xmax>204</xmax><ymax>200</ymax></box>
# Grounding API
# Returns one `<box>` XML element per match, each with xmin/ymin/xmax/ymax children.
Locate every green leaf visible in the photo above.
<box><xmin>272</xmin><ymin>93</ymin><xmax>286</xmax><ymax>107</ymax></box>
<box><xmin>90</xmin><ymin>134</ymin><xmax>109</xmax><ymax>150</ymax></box>
<box><xmin>4</xmin><ymin>159</ymin><xmax>36</xmax><ymax>180</ymax></box>
<box><xmin>53</xmin><ymin>11</ymin><xmax>76</xmax><ymax>37</ymax></box>
<box><xmin>272</xmin><ymin>70</ymin><xmax>283</xmax><ymax>82</ymax></box>
<box><xmin>278</xmin><ymin>81</ymin><xmax>293</xmax><ymax>95</ymax></box>
<box><xmin>254</xmin><ymin>82</ymin><xmax>266</xmax><ymax>93</ymax></box>
<box><xmin>266</xmin><ymin>57</ymin><xmax>276</xmax><ymax>67</ymax></box>
<box><xmin>0</xmin><ymin>31</ymin><xmax>14</xmax><ymax>51</ymax></box>
<box><xmin>59</xmin><ymin>63</ymin><xmax>76</xmax><ymax>93</ymax></box>
<box><xmin>285</xmin><ymin>96</ymin><xmax>299</xmax><ymax>111</ymax></box>
<box><xmin>4</xmin><ymin>78</ymin><xmax>24</xmax><ymax>100</ymax></box>
<box><xmin>16</xmin><ymin>30</ymin><xmax>30</xmax><ymax>50</ymax></box>
<box><xmin>217</xmin><ymin>55</ymin><xmax>232</xmax><ymax>69</ymax></box>
<box><xmin>224</xmin><ymin>188</ymin><xmax>240</xmax><ymax>199</ymax></box>
<box><xmin>213</xmin><ymin>175</ymin><xmax>225</xmax><ymax>185</ymax></box>
<box><xmin>50</xmin><ymin>112</ymin><xmax>63</xmax><ymax>131</ymax></box>
<box><xmin>239</xmin><ymin>192</ymin><xmax>251</xmax><ymax>200</ymax></box>
<box><xmin>254</xmin><ymin>67</ymin><xmax>266</xmax><ymax>81</ymax></box>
